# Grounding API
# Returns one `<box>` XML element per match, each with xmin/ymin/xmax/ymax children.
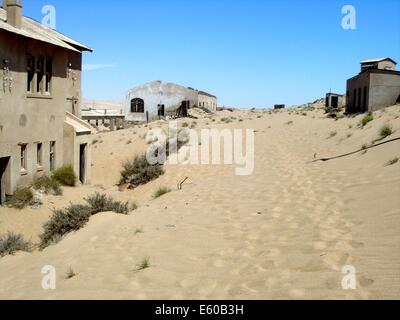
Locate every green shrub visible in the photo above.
<box><xmin>84</xmin><ymin>192</ymin><xmax>129</xmax><ymax>215</ymax></box>
<box><xmin>120</xmin><ymin>154</ymin><xmax>164</xmax><ymax>189</ymax></box>
<box><xmin>7</xmin><ymin>186</ymin><xmax>34</xmax><ymax>209</ymax></box>
<box><xmin>380</xmin><ymin>124</ymin><xmax>393</xmax><ymax>138</ymax></box>
<box><xmin>153</xmin><ymin>187</ymin><xmax>171</xmax><ymax>199</ymax></box>
<box><xmin>39</xmin><ymin>204</ymin><xmax>91</xmax><ymax>249</ymax></box>
<box><xmin>136</xmin><ymin>257</ymin><xmax>150</xmax><ymax>270</ymax></box>
<box><xmin>52</xmin><ymin>165</ymin><xmax>76</xmax><ymax>186</ymax></box>
<box><xmin>361</xmin><ymin>112</ymin><xmax>374</xmax><ymax>127</ymax></box>
<box><xmin>33</xmin><ymin>175</ymin><xmax>62</xmax><ymax>196</ymax></box>
<box><xmin>0</xmin><ymin>232</ymin><xmax>32</xmax><ymax>257</ymax></box>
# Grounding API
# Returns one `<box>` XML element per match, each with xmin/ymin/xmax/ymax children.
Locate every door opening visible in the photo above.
<box><xmin>79</xmin><ymin>144</ymin><xmax>87</xmax><ymax>184</ymax></box>
<box><xmin>0</xmin><ymin>157</ymin><xmax>10</xmax><ymax>205</ymax></box>
<box><xmin>331</xmin><ymin>96</ymin><xmax>339</xmax><ymax>109</ymax></box>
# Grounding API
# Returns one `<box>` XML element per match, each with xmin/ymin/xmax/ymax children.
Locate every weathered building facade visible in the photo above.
<box><xmin>124</xmin><ymin>81</ymin><xmax>218</xmax><ymax>121</ymax></box>
<box><xmin>0</xmin><ymin>1</ymin><xmax>93</xmax><ymax>204</ymax></box>
<box><xmin>346</xmin><ymin>58</ymin><xmax>400</xmax><ymax>113</ymax></box>
<box><xmin>198</xmin><ymin>91</ymin><xmax>217</xmax><ymax>112</ymax></box>
<box><xmin>325</xmin><ymin>92</ymin><xmax>345</xmax><ymax>110</ymax></box>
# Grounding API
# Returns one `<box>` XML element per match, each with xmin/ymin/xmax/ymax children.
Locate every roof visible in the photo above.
<box><xmin>65</xmin><ymin>112</ymin><xmax>93</xmax><ymax>135</ymax></box>
<box><xmin>360</xmin><ymin>57</ymin><xmax>397</xmax><ymax>65</ymax></box>
<box><xmin>0</xmin><ymin>7</ymin><xmax>92</xmax><ymax>52</ymax></box>
<box><xmin>198</xmin><ymin>90</ymin><xmax>217</xmax><ymax>98</ymax></box>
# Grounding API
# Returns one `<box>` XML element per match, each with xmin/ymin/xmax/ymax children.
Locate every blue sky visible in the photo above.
<box><xmin>23</xmin><ymin>0</ymin><xmax>400</xmax><ymax>108</ymax></box>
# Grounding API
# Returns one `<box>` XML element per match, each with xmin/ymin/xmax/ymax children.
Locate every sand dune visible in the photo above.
<box><xmin>0</xmin><ymin>105</ymin><xmax>399</xmax><ymax>299</ymax></box>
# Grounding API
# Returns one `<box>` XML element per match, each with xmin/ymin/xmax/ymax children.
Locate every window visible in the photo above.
<box><xmin>49</xmin><ymin>141</ymin><xmax>55</xmax><ymax>171</ymax></box>
<box><xmin>36</xmin><ymin>57</ymin><xmax>44</xmax><ymax>93</ymax></box>
<box><xmin>20</xmin><ymin>144</ymin><xmax>27</xmax><ymax>171</ymax></box>
<box><xmin>27</xmin><ymin>55</ymin><xmax>35</xmax><ymax>93</ymax></box>
<box><xmin>130</xmin><ymin>98</ymin><xmax>145</xmax><ymax>113</ymax></box>
<box><xmin>45</xmin><ymin>59</ymin><xmax>52</xmax><ymax>94</ymax></box>
<box><xmin>27</xmin><ymin>56</ymin><xmax>53</xmax><ymax>95</ymax></box>
<box><xmin>37</xmin><ymin>143</ymin><xmax>43</xmax><ymax>166</ymax></box>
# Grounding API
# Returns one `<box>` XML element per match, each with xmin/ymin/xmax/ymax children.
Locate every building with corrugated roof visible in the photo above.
<box><xmin>0</xmin><ymin>1</ymin><xmax>93</xmax><ymax>203</ymax></box>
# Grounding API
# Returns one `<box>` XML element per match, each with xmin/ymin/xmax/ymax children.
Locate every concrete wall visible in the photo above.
<box><xmin>125</xmin><ymin>81</ymin><xmax>198</xmax><ymax>122</ymax></box>
<box><xmin>198</xmin><ymin>93</ymin><xmax>217</xmax><ymax>112</ymax></box>
<box><xmin>346</xmin><ymin>72</ymin><xmax>370</xmax><ymax>113</ymax></box>
<box><xmin>0</xmin><ymin>29</ymin><xmax>84</xmax><ymax>194</ymax></box>
<box><xmin>346</xmin><ymin>71</ymin><xmax>400</xmax><ymax>113</ymax></box>
<box><xmin>369</xmin><ymin>73</ymin><xmax>400</xmax><ymax>111</ymax></box>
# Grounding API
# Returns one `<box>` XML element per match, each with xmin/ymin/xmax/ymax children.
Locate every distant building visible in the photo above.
<box><xmin>124</xmin><ymin>81</ymin><xmax>217</xmax><ymax>122</ymax></box>
<box><xmin>325</xmin><ymin>93</ymin><xmax>345</xmax><ymax>110</ymax></box>
<box><xmin>274</xmin><ymin>104</ymin><xmax>285</xmax><ymax>110</ymax></box>
<box><xmin>0</xmin><ymin>1</ymin><xmax>93</xmax><ymax>204</ymax></box>
<box><xmin>346</xmin><ymin>58</ymin><xmax>400</xmax><ymax>113</ymax></box>
<box><xmin>198</xmin><ymin>91</ymin><xmax>217</xmax><ymax>112</ymax></box>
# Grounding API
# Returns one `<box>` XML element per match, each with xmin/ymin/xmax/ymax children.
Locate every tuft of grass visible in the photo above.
<box><xmin>52</xmin><ymin>165</ymin><xmax>76</xmax><ymax>187</ymax></box>
<box><xmin>329</xmin><ymin>131</ymin><xmax>337</xmax><ymax>138</ymax></box>
<box><xmin>91</xmin><ymin>139</ymin><xmax>99</xmax><ymax>145</ymax></box>
<box><xmin>380</xmin><ymin>124</ymin><xmax>393</xmax><ymax>138</ymax></box>
<box><xmin>386</xmin><ymin>157</ymin><xmax>399</xmax><ymax>166</ymax></box>
<box><xmin>220</xmin><ymin>117</ymin><xmax>232</xmax><ymax>124</ymax></box>
<box><xmin>133</xmin><ymin>227</ymin><xmax>144</xmax><ymax>235</ymax></box>
<box><xmin>182</xmin><ymin>122</ymin><xmax>189</xmax><ymax>128</ymax></box>
<box><xmin>33</xmin><ymin>175</ymin><xmax>62</xmax><ymax>196</ymax></box>
<box><xmin>0</xmin><ymin>232</ymin><xmax>32</xmax><ymax>257</ymax></box>
<box><xmin>286</xmin><ymin>121</ymin><xmax>293</xmax><ymax>125</ymax></box>
<box><xmin>190</xmin><ymin>121</ymin><xmax>197</xmax><ymax>129</ymax></box>
<box><xmin>120</xmin><ymin>154</ymin><xmax>164</xmax><ymax>189</ymax></box>
<box><xmin>361</xmin><ymin>112</ymin><xmax>374</xmax><ymax>127</ymax></box>
<box><xmin>153</xmin><ymin>187</ymin><xmax>171</xmax><ymax>199</ymax></box>
<box><xmin>85</xmin><ymin>192</ymin><xmax>129</xmax><ymax>215</ymax></box>
<box><xmin>361</xmin><ymin>143</ymin><xmax>369</xmax><ymax>150</ymax></box>
<box><xmin>346</xmin><ymin>133</ymin><xmax>353</xmax><ymax>138</ymax></box>
<box><xmin>136</xmin><ymin>257</ymin><xmax>150</xmax><ymax>271</ymax></box>
<box><xmin>65</xmin><ymin>267</ymin><xmax>76</xmax><ymax>279</ymax></box>
<box><xmin>7</xmin><ymin>186</ymin><xmax>33</xmax><ymax>209</ymax></box>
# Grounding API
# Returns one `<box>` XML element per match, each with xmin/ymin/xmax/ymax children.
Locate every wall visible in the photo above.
<box><xmin>346</xmin><ymin>72</ymin><xmax>370</xmax><ymax>113</ymax></box>
<box><xmin>125</xmin><ymin>81</ymin><xmax>198</xmax><ymax>122</ymax></box>
<box><xmin>198</xmin><ymin>93</ymin><xmax>217</xmax><ymax>112</ymax></box>
<box><xmin>0</xmin><ymin>29</ymin><xmax>82</xmax><ymax>194</ymax></box>
<box><xmin>369</xmin><ymin>73</ymin><xmax>400</xmax><ymax>111</ymax></box>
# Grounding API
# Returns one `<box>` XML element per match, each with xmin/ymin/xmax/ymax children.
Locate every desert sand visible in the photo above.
<box><xmin>0</xmin><ymin>105</ymin><xmax>399</xmax><ymax>299</ymax></box>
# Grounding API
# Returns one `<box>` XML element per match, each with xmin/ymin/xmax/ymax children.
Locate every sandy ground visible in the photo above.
<box><xmin>0</xmin><ymin>105</ymin><xmax>399</xmax><ymax>299</ymax></box>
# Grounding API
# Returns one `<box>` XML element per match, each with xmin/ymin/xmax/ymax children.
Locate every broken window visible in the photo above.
<box><xmin>130</xmin><ymin>98</ymin><xmax>145</xmax><ymax>113</ymax></box>
<box><xmin>45</xmin><ymin>59</ymin><xmax>52</xmax><ymax>94</ymax></box>
<box><xmin>20</xmin><ymin>144</ymin><xmax>27</xmax><ymax>171</ymax></box>
<box><xmin>37</xmin><ymin>143</ymin><xmax>43</xmax><ymax>166</ymax></box>
<box><xmin>49</xmin><ymin>141</ymin><xmax>56</xmax><ymax>171</ymax></box>
<box><xmin>27</xmin><ymin>55</ymin><xmax>35</xmax><ymax>93</ymax></box>
<box><xmin>36</xmin><ymin>57</ymin><xmax>45</xmax><ymax>93</ymax></box>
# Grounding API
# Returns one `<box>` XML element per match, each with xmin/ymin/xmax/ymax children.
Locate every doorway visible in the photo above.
<box><xmin>158</xmin><ymin>104</ymin><xmax>165</xmax><ymax>117</ymax></box>
<box><xmin>331</xmin><ymin>96</ymin><xmax>339</xmax><ymax>109</ymax></box>
<box><xmin>79</xmin><ymin>144</ymin><xmax>87</xmax><ymax>184</ymax></box>
<box><xmin>0</xmin><ymin>157</ymin><xmax>10</xmax><ymax>205</ymax></box>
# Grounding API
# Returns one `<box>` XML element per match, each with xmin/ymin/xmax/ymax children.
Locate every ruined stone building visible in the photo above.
<box><xmin>124</xmin><ymin>81</ymin><xmax>218</xmax><ymax>122</ymax></box>
<box><xmin>346</xmin><ymin>58</ymin><xmax>400</xmax><ymax>113</ymax></box>
<box><xmin>0</xmin><ymin>1</ymin><xmax>93</xmax><ymax>204</ymax></box>
<box><xmin>325</xmin><ymin>92</ymin><xmax>345</xmax><ymax>110</ymax></box>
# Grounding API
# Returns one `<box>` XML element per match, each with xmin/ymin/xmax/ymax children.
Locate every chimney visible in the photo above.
<box><xmin>4</xmin><ymin>0</ymin><xmax>22</xmax><ymax>29</ymax></box>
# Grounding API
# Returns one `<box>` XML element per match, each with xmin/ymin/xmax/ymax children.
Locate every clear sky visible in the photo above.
<box><xmin>23</xmin><ymin>0</ymin><xmax>400</xmax><ymax>108</ymax></box>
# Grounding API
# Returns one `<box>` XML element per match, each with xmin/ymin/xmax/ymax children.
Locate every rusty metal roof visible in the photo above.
<box><xmin>361</xmin><ymin>57</ymin><xmax>397</xmax><ymax>65</ymax></box>
<box><xmin>0</xmin><ymin>7</ymin><xmax>92</xmax><ymax>52</ymax></box>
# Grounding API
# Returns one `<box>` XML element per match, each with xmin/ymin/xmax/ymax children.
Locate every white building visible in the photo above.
<box><xmin>124</xmin><ymin>81</ymin><xmax>217</xmax><ymax>122</ymax></box>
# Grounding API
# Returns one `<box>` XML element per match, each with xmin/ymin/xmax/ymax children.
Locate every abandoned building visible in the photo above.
<box><xmin>124</xmin><ymin>81</ymin><xmax>218</xmax><ymax>122</ymax></box>
<box><xmin>325</xmin><ymin>92</ymin><xmax>345</xmax><ymax>110</ymax></box>
<box><xmin>346</xmin><ymin>58</ymin><xmax>400</xmax><ymax>113</ymax></box>
<box><xmin>198</xmin><ymin>91</ymin><xmax>217</xmax><ymax>112</ymax></box>
<box><xmin>0</xmin><ymin>0</ymin><xmax>93</xmax><ymax>204</ymax></box>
